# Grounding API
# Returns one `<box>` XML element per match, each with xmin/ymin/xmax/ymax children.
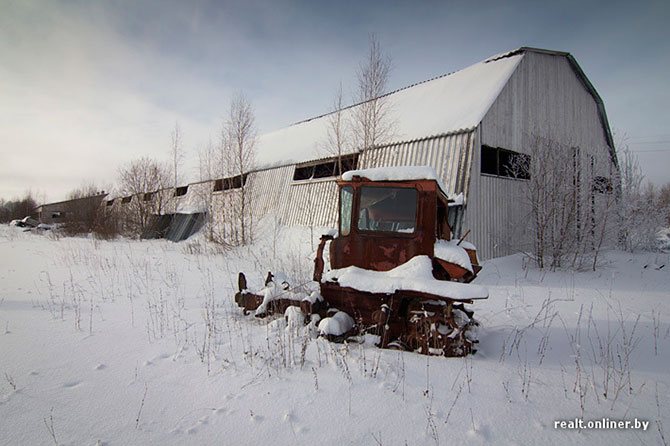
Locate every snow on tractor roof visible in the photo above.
<box><xmin>341</xmin><ymin>166</ymin><xmax>454</xmax><ymax>200</ymax></box>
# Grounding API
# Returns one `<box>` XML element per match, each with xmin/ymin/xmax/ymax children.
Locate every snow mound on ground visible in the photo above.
<box><xmin>284</xmin><ymin>306</ymin><xmax>305</xmax><ymax>331</ymax></box>
<box><xmin>318</xmin><ymin>311</ymin><xmax>355</xmax><ymax>337</ymax></box>
<box><xmin>323</xmin><ymin>255</ymin><xmax>488</xmax><ymax>301</ymax></box>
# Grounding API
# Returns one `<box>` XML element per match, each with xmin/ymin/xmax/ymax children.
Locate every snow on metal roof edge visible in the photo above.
<box><xmin>255</xmin><ymin>52</ymin><xmax>524</xmax><ymax>168</ymax></box>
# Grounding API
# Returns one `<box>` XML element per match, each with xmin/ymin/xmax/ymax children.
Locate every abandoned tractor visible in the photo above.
<box><xmin>235</xmin><ymin>166</ymin><xmax>488</xmax><ymax>357</ymax></box>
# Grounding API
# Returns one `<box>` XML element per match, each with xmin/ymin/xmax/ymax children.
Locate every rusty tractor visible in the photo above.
<box><xmin>235</xmin><ymin>167</ymin><xmax>488</xmax><ymax>356</ymax></box>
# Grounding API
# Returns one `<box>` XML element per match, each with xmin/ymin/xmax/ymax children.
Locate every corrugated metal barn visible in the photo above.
<box><xmin>109</xmin><ymin>47</ymin><xmax>617</xmax><ymax>259</ymax></box>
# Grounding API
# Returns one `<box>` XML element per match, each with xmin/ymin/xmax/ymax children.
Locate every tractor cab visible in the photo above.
<box><xmin>321</xmin><ymin>166</ymin><xmax>480</xmax><ymax>282</ymax></box>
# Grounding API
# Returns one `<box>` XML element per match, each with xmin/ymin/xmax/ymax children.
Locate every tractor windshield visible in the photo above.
<box><xmin>357</xmin><ymin>186</ymin><xmax>417</xmax><ymax>233</ymax></box>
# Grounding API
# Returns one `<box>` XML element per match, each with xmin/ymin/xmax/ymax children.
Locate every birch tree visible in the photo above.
<box><xmin>117</xmin><ymin>157</ymin><xmax>171</xmax><ymax>236</ymax></box>
<box><xmin>509</xmin><ymin>136</ymin><xmax>618</xmax><ymax>269</ymax></box>
<box><xmin>223</xmin><ymin>94</ymin><xmax>256</xmax><ymax>245</ymax></box>
<box><xmin>353</xmin><ymin>34</ymin><xmax>393</xmax><ymax>157</ymax></box>
<box><xmin>324</xmin><ymin>81</ymin><xmax>349</xmax><ymax>176</ymax></box>
<box><xmin>616</xmin><ymin>146</ymin><xmax>665</xmax><ymax>251</ymax></box>
<box><xmin>170</xmin><ymin>121</ymin><xmax>184</xmax><ymax>212</ymax></box>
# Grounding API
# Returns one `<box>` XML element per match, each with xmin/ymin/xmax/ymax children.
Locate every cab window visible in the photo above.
<box><xmin>357</xmin><ymin>186</ymin><xmax>417</xmax><ymax>233</ymax></box>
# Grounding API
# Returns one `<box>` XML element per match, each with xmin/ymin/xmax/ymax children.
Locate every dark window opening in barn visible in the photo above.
<box><xmin>313</xmin><ymin>161</ymin><xmax>336</xmax><ymax>179</ymax></box>
<box><xmin>214</xmin><ymin>174</ymin><xmax>248</xmax><ymax>191</ymax></box>
<box><xmin>174</xmin><ymin>186</ymin><xmax>188</xmax><ymax>197</ymax></box>
<box><xmin>592</xmin><ymin>176</ymin><xmax>612</xmax><ymax>194</ymax></box>
<box><xmin>357</xmin><ymin>186</ymin><xmax>417</xmax><ymax>233</ymax></box>
<box><xmin>293</xmin><ymin>154</ymin><xmax>359</xmax><ymax>181</ymax></box>
<box><xmin>481</xmin><ymin>145</ymin><xmax>498</xmax><ymax>175</ymax></box>
<box><xmin>506</xmin><ymin>152</ymin><xmax>531</xmax><ymax>179</ymax></box>
<box><xmin>339</xmin><ymin>154</ymin><xmax>358</xmax><ymax>174</ymax></box>
<box><xmin>293</xmin><ymin>165</ymin><xmax>314</xmax><ymax>181</ymax></box>
<box><xmin>143</xmin><ymin>193</ymin><xmax>153</xmax><ymax>202</ymax></box>
<box><xmin>106</xmin><ymin>200</ymin><xmax>114</xmax><ymax>207</ymax></box>
<box><xmin>121</xmin><ymin>196</ymin><xmax>132</xmax><ymax>204</ymax></box>
<box><xmin>52</xmin><ymin>212</ymin><xmax>65</xmax><ymax>219</ymax></box>
<box><xmin>481</xmin><ymin>145</ymin><xmax>530</xmax><ymax>180</ymax></box>
<box><xmin>226</xmin><ymin>174</ymin><xmax>247</xmax><ymax>189</ymax></box>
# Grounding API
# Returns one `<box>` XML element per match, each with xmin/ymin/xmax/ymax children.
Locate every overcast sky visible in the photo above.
<box><xmin>1</xmin><ymin>0</ymin><xmax>668</xmax><ymax>203</ymax></box>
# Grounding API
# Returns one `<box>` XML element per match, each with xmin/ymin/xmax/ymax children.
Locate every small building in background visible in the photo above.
<box><xmin>35</xmin><ymin>193</ymin><xmax>108</xmax><ymax>226</ymax></box>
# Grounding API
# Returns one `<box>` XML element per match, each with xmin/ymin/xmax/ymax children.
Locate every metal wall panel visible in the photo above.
<box><xmin>235</xmin><ymin>131</ymin><xmax>476</xmax><ymax>231</ymax></box>
<box><xmin>469</xmin><ymin>51</ymin><xmax>616</xmax><ymax>260</ymax></box>
<box><xmin>359</xmin><ymin>131</ymin><xmax>475</xmax><ymax>197</ymax></box>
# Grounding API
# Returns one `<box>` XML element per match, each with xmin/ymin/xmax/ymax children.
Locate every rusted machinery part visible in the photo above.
<box><xmin>238</xmin><ymin>272</ymin><xmax>247</xmax><ymax>292</ymax></box>
<box><xmin>367</xmin><ymin>296</ymin><xmax>478</xmax><ymax>357</ymax></box>
<box><xmin>371</xmin><ymin>303</ymin><xmax>393</xmax><ymax>347</ymax></box>
<box><xmin>234</xmin><ymin>291</ymin><xmax>263</xmax><ymax>315</ymax></box>
<box><xmin>402</xmin><ymin>302</ymin><xmax>476</xmax><ymax>357</ymax></box>
<box><xmin>313</xmin><ymin>234</ymin><xmax>334</xmax><ymax>282</ymax></box>
<box><xmin>235</xmin><ymin>271</ymin><xmax>300</xmax><ymax>317</ymax></box>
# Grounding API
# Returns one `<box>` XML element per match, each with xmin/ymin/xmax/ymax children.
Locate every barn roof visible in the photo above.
<box><xmin>499</xmin><ymin>47</ymin><xmax>616</xmax><ymax>164</ymax></box>
<box><xmin>255</xmin><ymin>52</ymin><xmax>524</xmax><ymax>169</ymax></box>
<box><xmin>254</xmin><ymin>47</ymin><xmax>616</xmax><ymax>170</ymax></box>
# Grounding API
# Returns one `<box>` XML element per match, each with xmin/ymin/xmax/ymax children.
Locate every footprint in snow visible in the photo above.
<box><xmin>94</xmin><ymin>364</ymin><xmax>106</xmax><ymax>371</ymax></box>
<box><xmin>63</xmin><ymin>380</ymin><xmax>82</xmax><ymax>388</ymax></box>
<box><xmin>249</xmin><ymin>411</ymin><xmax>264</xmax><ymax>422</ymax></box>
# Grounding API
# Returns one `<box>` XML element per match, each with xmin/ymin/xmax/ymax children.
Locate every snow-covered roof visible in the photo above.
<box><xmin>255</xmin><ymin>53</ymin><xmax>523</xmax><ymax>169</ymax></box>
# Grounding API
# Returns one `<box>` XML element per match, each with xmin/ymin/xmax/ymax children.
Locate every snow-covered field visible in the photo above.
<box><xmin>1</xmin><ymin>224</ymin><xmax>668</xmax><ymax>445</ymax></box>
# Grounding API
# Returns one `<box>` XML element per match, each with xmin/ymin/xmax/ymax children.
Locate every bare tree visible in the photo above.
<box><xmin>323</xmin><ymin>81</ymin><xmax>350</xmax><ymax>176</ymax></box>
<box><xmin>658</xmin><ymin>181</ymin><xmax>670</xmax><ymax>225</ymax></box>
<box><xmin>0</xmin><ymin>192</ymin><xmax>38</xmax><ymax>223</ymax></box>
<box><xmin>196</xmin><ymin>139</ymin><xmax>224</xmax><ymax>244</ymax></box>
<box><xmin>616</xmin><ymin>146</ymin><xmax>665</xmax><ymax>251</ymax></box>
<box><xmin>353</xmin><ymin>34</ymin><xmax>394</xmax><ymax>157</ymax></box>
<box><xmin>117</xmin><ymin>157</ymin><xmax>172</xmax><ymax>236</ymax></box>
<box><xmin>170</xmin><ymin>122</ymin><xmax>184</xmax><ymax>212</ymax></box>
<box><xmin>509</xmin><ymin>135</ymin><xmax>618</xmax><ymax>269</ymax></box>
<box><xmin>222</xmin><ymin>93</ymin><xmax>256</xmax><ymax>245</ymax></box>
